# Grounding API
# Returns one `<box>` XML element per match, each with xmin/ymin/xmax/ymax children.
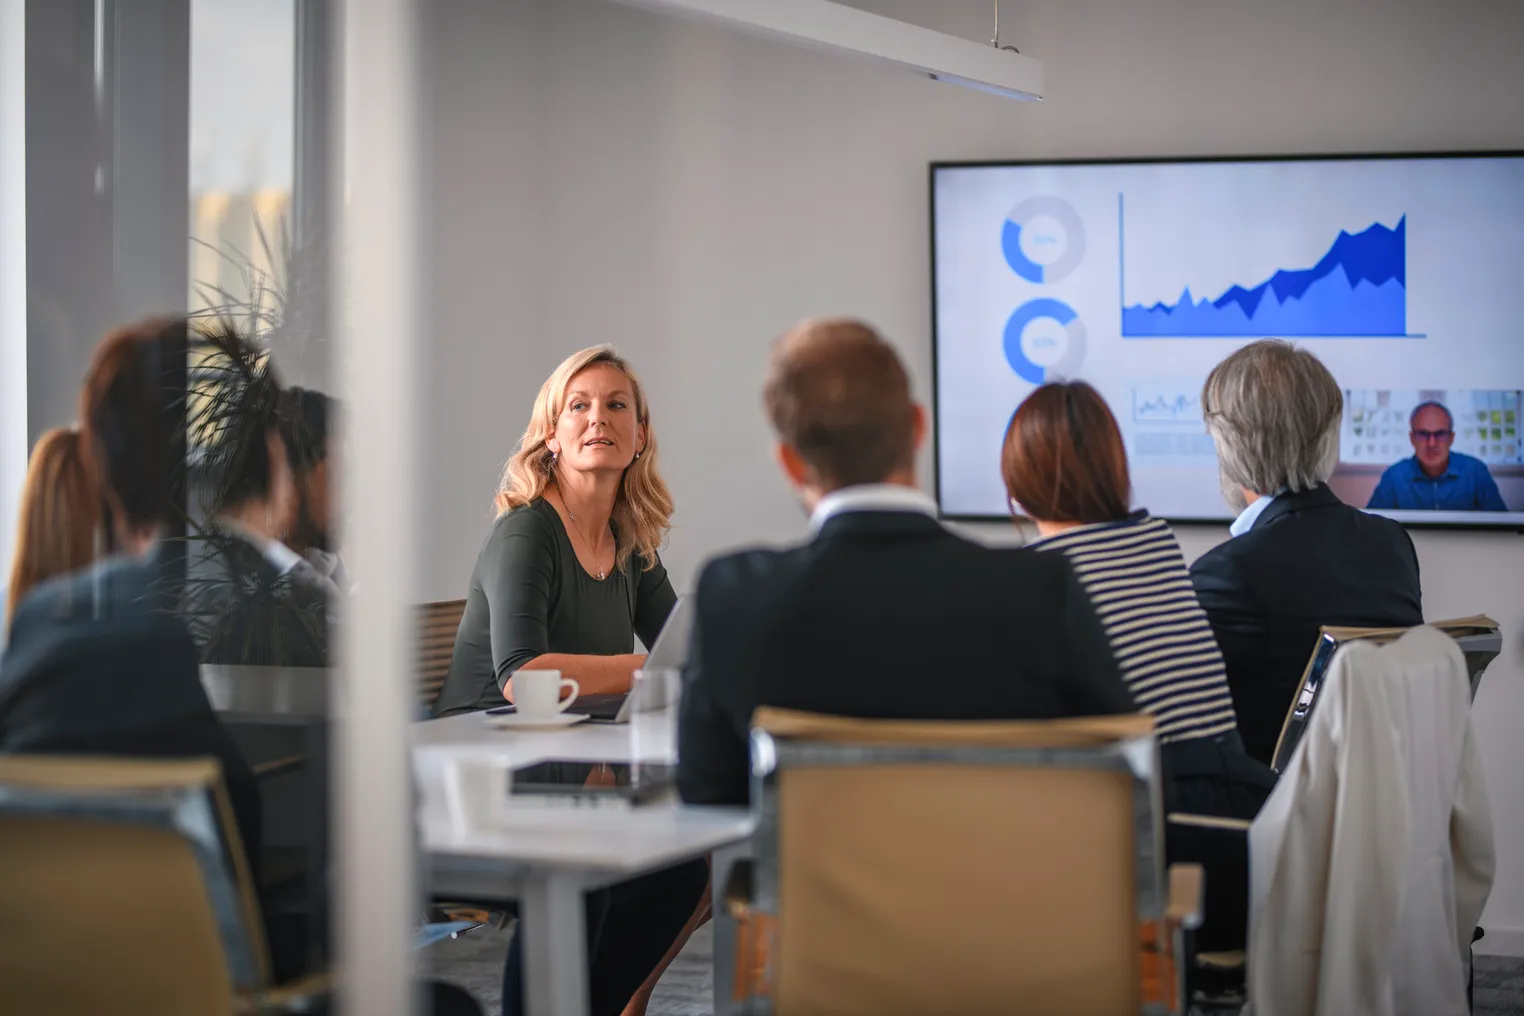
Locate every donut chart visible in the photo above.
<box><xmin>1000</xmin><ymin>196</ymin><xmax>1086</xmax><ymax>283</ymax></box>
<box><xmin>1003</xmin><ymin>298</ymin><xmax>1088</xmax><ymax>384</ymax></box>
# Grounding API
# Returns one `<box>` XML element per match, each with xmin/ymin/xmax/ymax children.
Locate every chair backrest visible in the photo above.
<box><xmin>0</xmin><ymin>755</ymin><xmax>270</xmax><ymax>1015</ymax></box>
<box><xmin>418</xmin><ymin>599</ymin><xmax>467</xmax><ymax>708</ymax></box>
<box><xmin>1249</xmin><ymin>626</ymin><xmax>1493</xmax><ymax>1016</ymax></box>
<box><xmin>749</xmin><ymin>708</ymin><xmax>1164</xmax><ymax>1016</ymax></box>
<box><xmin>1271</xmin><ymin>615</ymin><xmax>1501</xmax><ymax>772</ymax></box>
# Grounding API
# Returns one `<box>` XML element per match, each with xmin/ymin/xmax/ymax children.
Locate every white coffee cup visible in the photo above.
<box><xmin>512</xmin><ymin>668</ymin><xmax>580</xmax><ymax>720</ymax></box>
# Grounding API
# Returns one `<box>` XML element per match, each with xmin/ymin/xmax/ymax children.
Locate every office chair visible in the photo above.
<box><xmin>0</xmin><ymin>755</ymin><xmax>328</xmax><ymax>1015</ymax></box>
<box><xmin>722</xmin><ymin>708</ymin><xmax>1203</xmax><ymax>1016</ymax></box>
<box><xmin>1172</xmin><ymin>622</ymin><xmax>1496</xmax><ymax>1015</ymax></box>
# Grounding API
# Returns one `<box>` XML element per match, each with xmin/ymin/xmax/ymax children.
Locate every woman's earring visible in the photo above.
<box><xmin>634</xmin><ymin>450</ymin><xmax>643</xmax><ymax>460</ymax></box>
<box><xmin>550</xmin><ymin>450</ymin><xmax>558</xmax><ymax>463</ymax></box>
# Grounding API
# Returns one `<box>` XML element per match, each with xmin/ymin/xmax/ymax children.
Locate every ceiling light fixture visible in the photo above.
<box><xmin>605</xmin><ymin>0</ymin><xmax>1044</xmax><ymax>102</ymax></box>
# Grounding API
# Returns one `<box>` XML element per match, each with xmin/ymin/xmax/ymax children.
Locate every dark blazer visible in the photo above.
<box><xmin>0</xmin><ymin>551</ymin><xmax>261</xmax><ymax>859</ymax></box>
<box><xmin>677</xmin><ymin>510</ymin><xmax>1135</xmax><ymax>805</ymax></box>
<box><xmin>182</xmin><ymin>528</ymin><xmax>330</xmax><ymax>669</ymax></box>
<box><xmin>1190</xmin><ymin>484</ymin><xmax>1423</xmax><ymax>765</ymax></box>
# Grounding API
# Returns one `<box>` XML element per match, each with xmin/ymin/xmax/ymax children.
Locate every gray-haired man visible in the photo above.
<box><xmin>1189</xmin><ymin>339</ymin><xmax>1423</xmax><ymax>765</ymax></box>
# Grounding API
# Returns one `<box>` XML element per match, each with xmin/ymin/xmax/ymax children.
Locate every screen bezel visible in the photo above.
<box><xmin>928</xmin><ymin>149</ymin><xmax>1524</xmax><ymax>533</ymax></box>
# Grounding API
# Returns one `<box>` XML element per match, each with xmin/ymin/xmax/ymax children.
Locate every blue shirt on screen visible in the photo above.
<box><xmin>1367</xmin><ymin>452</ymin><xmax>1508</xmax><ymax>511</ymax></box>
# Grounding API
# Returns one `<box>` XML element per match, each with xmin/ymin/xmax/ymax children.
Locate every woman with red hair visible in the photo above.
<box><xmin>1002</xmin><ymin>379</ymin><xmax>1273</xmax><ymax>950</ymax></box>
<box><xmin>4</xmin><ymin>428</ymin><xmax>99</xmax><ymax>631</ymax></box>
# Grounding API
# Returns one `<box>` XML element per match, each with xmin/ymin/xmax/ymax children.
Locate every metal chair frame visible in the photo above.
<box><xmin>0</xmin><ymin>759</ymin><xmax>279</xmax><ymax>1005</ymax></box>
<box><xmin>735</xmin><ymin>727</ymin><xmax>1187</xmax><ymax>1015</ymax></box>
<box><xmin>1272</xmin><ymin>626</ymin><xmax>1501</xmax><ymax>773</ymax></box>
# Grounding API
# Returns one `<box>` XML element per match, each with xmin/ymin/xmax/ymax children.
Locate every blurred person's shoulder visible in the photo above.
<box><xmin>695</xmin><ymin>541</ymin><xmax>806</xmax><ymax>600</ymax></box>
<box><xmin>975</xmin><ymin>536</ymin><xmax>1081</xmax><ymax>587</ymax></box>
<box><xmin>694</xmin><ymin>524</ymin><xmax>1069</xmax><ymax>598</ymax></box>
<box><xmin>9</xmin><ymin>552</ymin><xmax>173</xmax><ymax>636</ymax></box>
<box><xmin>2</xmin><ymin>553</ymin><xmax>195</xmax><ymax>710</ymax></box>
<box><xmin>1193</xmin><ymin>487</ymin><xmax>1415</xmax><ymax>581</ymax></box>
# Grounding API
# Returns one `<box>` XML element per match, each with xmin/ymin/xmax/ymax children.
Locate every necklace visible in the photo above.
<box><xmin>563</xmin><ymin>501</ymin><xmax>609</xmax><ymax>580</ymax></box>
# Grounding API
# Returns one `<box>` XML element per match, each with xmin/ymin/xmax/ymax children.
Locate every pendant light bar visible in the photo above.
<box><xmin>606</xmin><ymin>0</ymin><xmax>1044</xmax><ymax>101</ymax></box>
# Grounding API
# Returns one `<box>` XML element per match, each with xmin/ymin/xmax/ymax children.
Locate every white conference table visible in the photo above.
<box><xmin>413</xmin><ymin>711</ymin><xmax>754</xmax><ymax>1016</ymax></box>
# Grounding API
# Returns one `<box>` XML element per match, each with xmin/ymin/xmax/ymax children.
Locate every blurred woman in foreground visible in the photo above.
<box><xmin>4</xmin><ymin>428</ymin><xmax>99</xmax><ymax>632</ymax></box>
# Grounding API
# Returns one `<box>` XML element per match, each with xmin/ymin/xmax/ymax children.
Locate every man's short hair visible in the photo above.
<box><xmin>763</xmin><ymin>319</ymin><xmax>916</xmax><ymax>489</ymax></box>
<box><xmin>1409</xmin><ymin>400</ymin><xmax>1453</xmax><ymax>430</ymax></box>
<box><xmin>279</xmin><ymin>387</ymin><xmax>333</xmax><ymax>474</ymax></box>
<box><xmin>1202</xmin><ymin>339</ymin><xmax>1343</xmax><ymax>495</ymax></box>
<box><xmin>78</xmin><ymin>317</ymin><xmax>188</xmax><ymax>530</ymax></box>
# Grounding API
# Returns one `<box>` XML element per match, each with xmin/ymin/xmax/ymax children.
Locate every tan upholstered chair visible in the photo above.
<box><xmin>418</xmin><ymin>599</ymin><xmax>467</xmax><ymax>709</ymax></box>
<box><xmin>1172</xmin><ymin>617</ymin><xmax>1503</xmax><ymax>1007</ymax></box>
<box><xmin>0</xmin><ymin>755</ymin><xmax>327</xmax><ymax>1015</ymax></box>
<box><xmin>724</xmin><ymin>708</ymin><xmax>1202</xmax><ymax>1016</ymax></box>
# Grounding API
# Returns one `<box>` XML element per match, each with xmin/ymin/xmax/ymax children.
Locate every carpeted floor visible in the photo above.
<box><xmin>421</xmin><ymin>922</ymin><xmax>1524</xmax><ymax>1016</ymax></box>
<box><xmin>1479</xmin><ymin>955</ymin><xmax>1524</xmax><ymax>1016</ymax></box>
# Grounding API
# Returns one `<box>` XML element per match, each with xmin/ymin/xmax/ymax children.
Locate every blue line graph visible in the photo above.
<box><xmin>1132</xmin><ymin>384</ymin><xmax>1203</xmax><ymax>425</ymax></box>
<box><xmin>1118</xmin><ymin>195</ymin><xmax>1413</xmax><ymax>338</ymax></box>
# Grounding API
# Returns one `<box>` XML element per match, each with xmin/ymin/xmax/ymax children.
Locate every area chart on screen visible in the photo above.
<box><xmin>1120</xmin><ymin>197</ymin><xmax>1413</xmax><ymax>339</ymax></box>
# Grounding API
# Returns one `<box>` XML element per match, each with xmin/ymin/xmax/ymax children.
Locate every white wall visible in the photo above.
<box><xmin>422</xmin><ymin>0</ymin><xmax>1524</xmax><ymax>951</ymax></box>
<box><xmin>421</xmin><ymin>0</ymin><xmax>547</xmax><ymax>579</ymax></box>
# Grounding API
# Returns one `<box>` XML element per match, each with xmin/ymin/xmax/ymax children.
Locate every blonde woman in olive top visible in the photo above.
<box><xmin>433</xmin><ymin>346</ymin><xmax>699</xmax><ymax>1016</ymax></box>
<box><xmin>434</xmin><ymin>345</ymin><xmax>678</xmax><ymax>717</ymax></box>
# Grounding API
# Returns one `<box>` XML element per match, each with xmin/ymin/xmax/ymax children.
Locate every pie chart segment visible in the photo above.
<box><xmin>1003</xmin><ymin>298</ymin><xmax>1088</xmax><ymax>384</ymax></box>
<box><xmin>1001</xmin><ymin>196</ymin><xmax>1086</xmax><ymax>284</ymax></box>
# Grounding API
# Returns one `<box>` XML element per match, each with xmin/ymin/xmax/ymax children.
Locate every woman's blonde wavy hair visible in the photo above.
<box><xmin>495</xmin><ymin>346</ymin><xmax>672</xmax><ymax>572</ymax></box>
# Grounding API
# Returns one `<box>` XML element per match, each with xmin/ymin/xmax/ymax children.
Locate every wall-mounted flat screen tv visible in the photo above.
<box><xmin>931</xmin><ymin>152</ymin><xmax>1524</xmax><ymax>529</ymax></box>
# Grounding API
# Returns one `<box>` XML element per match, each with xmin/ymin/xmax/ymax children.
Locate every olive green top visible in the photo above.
<box><xmin>433</xmin><ymin>498</ymin><xmax>676</xmax><ymax>716</ymax></box>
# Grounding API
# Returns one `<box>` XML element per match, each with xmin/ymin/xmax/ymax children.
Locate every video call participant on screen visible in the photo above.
<box><xmin>1190</xmin><ymin>340</ymin><xmax>1423</xmax><ymax>766</ymax></box>
<box><xmin>1366</xmin><ymin>401</ymin><xmax>1508</xmax><ymax>512</ymax></box>
<box><xmin>677</xmin><ymin>318</ymin><xmax>1133</xmax><ymax>808</ymax></box>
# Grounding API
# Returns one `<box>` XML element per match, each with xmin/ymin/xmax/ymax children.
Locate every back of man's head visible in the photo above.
<box><xmin>763</xmin><ymin>319</ymin><xmax>917</xmax><ymax>491</ymax></box>
<box><xmin>78</xmin><ymin>317</ymin><xmax>188</xmax><ymax>535</ymax></box>
<box><xmin>279</xmin><ymin>387</ymin><xmax>332</xmax><ymax>474</ymax></box>
<box><xmin>1201</xmin><ymin>338</ymin><xmax>1342</xmax><ymax>497</ymax></box>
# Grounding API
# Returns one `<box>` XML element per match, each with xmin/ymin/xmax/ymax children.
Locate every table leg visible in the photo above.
<box><xmin>521</xmin><ymin>872</ymin><xmax>589</xmax><ymax>1016</ymax></box>
<box><xmin>710</xmin><ymin>840</ymin><xmax>755</xmax><ymax>1016</ymax></box>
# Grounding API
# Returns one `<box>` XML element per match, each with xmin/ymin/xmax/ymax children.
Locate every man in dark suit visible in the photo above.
<box><xmin>182</xmin><ymin>326</ymin><xmax>332</xmax><ymax>669</ymax></box>
<box><xmin>0</xmin><ymin>318</ymin><xmax>294</xmax><ymax>966</ymax></box>
<box><xmin>0</xmin><ymin>554</ymin><xmax>263</xmax><ymax>857</ymax></box>
<box><xmin>1190</xmin><ymin>340</ymin><xmax>1423</xmax><ymax>766</ymax></box>
<box><xmin>677</xmin><ymin>319</ymin><xmax>1134</xmax><ymax>806</ymax></box>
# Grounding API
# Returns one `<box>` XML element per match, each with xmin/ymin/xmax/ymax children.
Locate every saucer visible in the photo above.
<box><xmin>485</xmin><ymin>712</ymin><xmax>590</xmax><ymax>731</ymax></box>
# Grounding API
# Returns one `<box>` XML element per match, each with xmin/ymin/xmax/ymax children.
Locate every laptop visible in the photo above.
<box><xmin>505</xmin><ymin>759</ymin><xmax>677</xmax><ymax>809</ymax></box>
<box><xmin>492</xmin><ymin>598</ymin><xmax>694</xmax><ymax>724</ymax></box>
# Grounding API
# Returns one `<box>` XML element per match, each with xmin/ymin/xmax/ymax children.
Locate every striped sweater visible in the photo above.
<box><xmin>1031</xmin><ymin>513</ymin><xmax>1238</xmax><ymax>744</ymax></box>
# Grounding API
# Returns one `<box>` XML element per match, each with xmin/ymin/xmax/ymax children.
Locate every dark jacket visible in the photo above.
<box><xmin>0</xmin><ymin>551</ymin><xmax>262</xmax><ymax>861</ymax></box>
<box><xmin>182</xmin><ymin>527</ymin><xmax>330</xmax><ymax>668</ymax></box>
<box><xmin>1190</xmin><ymin>484</ymin><xmax>1423</xmax><ymax>765</ymax></box>
<box><xmin>677</xmin><ymin>510</ymin><xmax>1135</xmax><ymax>805</ymax></box>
